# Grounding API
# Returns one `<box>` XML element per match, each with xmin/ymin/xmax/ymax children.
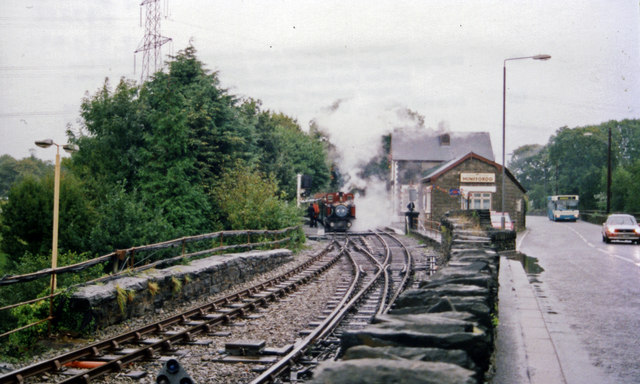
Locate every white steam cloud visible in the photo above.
<box><xmin>310</xmin><ymin>95</ymin><xmax>430</xmax><ymax>231</ymax></box>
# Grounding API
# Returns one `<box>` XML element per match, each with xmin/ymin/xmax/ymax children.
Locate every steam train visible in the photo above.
<box><xmin>317</xmin><ymin>192</ymin><xmax>356</xmax><ymax>231</ymax></box>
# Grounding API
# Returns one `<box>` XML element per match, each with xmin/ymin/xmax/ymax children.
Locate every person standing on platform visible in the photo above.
<box><xmin>307</xmin><ymin>203</ymin><xmax>316</xmax><ymax>227</ymax></box>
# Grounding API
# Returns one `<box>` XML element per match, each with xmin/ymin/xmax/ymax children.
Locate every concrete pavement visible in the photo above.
<box><xmin>493</xmin><ymin>256</ymin><xmax>566</xmax><ymax>383</ymax></box>
<box><xmin>493</xmin><ymin>254</ymin><xmax>611</xmax><ymax>384</ymax></box>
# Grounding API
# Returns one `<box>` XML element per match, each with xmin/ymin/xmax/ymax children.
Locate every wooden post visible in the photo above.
<box><xmin>114</xmin><ymin>250</ymin><xmax>126</xmax><ymax>273</ymax></box>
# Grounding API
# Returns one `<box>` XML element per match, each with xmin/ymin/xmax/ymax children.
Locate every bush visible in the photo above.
<box><xmin>0</xmin><ymin>250</ymin><xmax>103</xmax><ymax>360</ymax></box>
<box><xmin>212</xmin><ymin>165</ymin><xmax>301</xmax><ymax>232</ymax></box>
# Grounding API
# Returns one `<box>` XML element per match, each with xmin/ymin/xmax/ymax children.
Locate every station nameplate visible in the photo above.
<box><xmin>460</xmin><ymin>173</ymin><xmax>495</xmax><ymax>183</ymax></box>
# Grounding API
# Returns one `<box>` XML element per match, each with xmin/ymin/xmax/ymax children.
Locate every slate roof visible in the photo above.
<box><xmin>421</xmin><ymin>152</ymin><xmax>526</xmax><ymax>193</ymax></box>
<box><xmin>391</xmin><ymin>129</ymin><xmax>494</xmax><ymax>162</ymax></box>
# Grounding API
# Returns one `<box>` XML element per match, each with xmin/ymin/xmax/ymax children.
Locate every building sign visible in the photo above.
<box><xmin>460</xmin><ymin>172</ymin><xmax>495</xmax><ymax>183</ymax></box>
<box><xmin>449</xmin><ymin>188</ymin><xmax>460</xmax><ymax>196</ymax></box>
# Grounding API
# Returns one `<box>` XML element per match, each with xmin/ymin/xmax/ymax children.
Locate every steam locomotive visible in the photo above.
<box><xmin>317</xmin><ymin>192</ymin><xmax>356</xmax><ymax>231</ymax></box>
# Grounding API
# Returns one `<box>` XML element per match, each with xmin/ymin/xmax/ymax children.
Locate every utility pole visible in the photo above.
<box><xmin>135</xmin><ymin>0</ymin><xmax>172</xmax><ymax>83</ymax></box>
<box><xmin>606</xmin><ymin>126</ymin><xmax>612</xmax><ymax>213</ymax></box>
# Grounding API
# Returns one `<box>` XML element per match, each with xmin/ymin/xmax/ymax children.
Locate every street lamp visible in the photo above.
<box><xmin>34</xmin><ymin>139</ymin><xmax>78</xmax><ymax>322</ymax></box>
<box><xmin>501</xmin><ymin>54</ymin><xmax>551</xmax><ymax>229</ymax></box>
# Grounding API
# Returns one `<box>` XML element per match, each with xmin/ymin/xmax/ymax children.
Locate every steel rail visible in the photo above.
<box><xmin>0</xmin><ymin>243</ymin><xmax>339</xmax><ymax>384</ymax></box>
<box><xmin>249</xmin><ymin>238</ymin><xmax>363</xmax><ymax>384</ymax></box>
<box><xmin>250</xmin><ymin>234</ymin><xmax>394</xmax><ymax>384</ymax></box>
<box><xmin>377</xmin><ymin>231</ymin><xmax>414</xmax><ymax>314</ymax></box>
<box><xmin>349</xmin><ymin>239</ymin><xmax>389</xmax><ymax>316</ymax></box>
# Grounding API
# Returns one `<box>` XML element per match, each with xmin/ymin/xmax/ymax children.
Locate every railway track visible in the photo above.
<box><xmin>0</xmin><ymin>242</ymin><xmax>345</xmax><ymax>384</ymax></box>
<box><xmin>1</xmin><ymin>232</ymin><xmax>425</xmax><ymax>383</ymax></box>
<box><xmin>250</xmin><ymin>231</ymin><xmax>415</xmax><ymax>383</ymax></box>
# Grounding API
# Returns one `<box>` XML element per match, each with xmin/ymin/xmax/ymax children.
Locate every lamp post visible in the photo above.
<box><xmin>34</xmin><ymin>139</ymin><xmax>78</xmax><ymax>325</ymax></box>
<box><xmin>502</xmin><ymin>54</ymin><xmax>551</xmax><ymax>228</ymax></box>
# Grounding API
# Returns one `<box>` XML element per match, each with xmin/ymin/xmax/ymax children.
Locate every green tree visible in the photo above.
<box><xmin>88</xmin><ymin>183</ymin><xmax>171</xmax><ymax>254</ymax></box>
<box><xmin>610</xmin><ymin>159</ymin><xmax>640</xmax><ymax>213</ymax></box>
<box><xmin>71</xmin><ymin>45</ymin><xmax>275</xmax><ymax>242</ymax></box>
<box><xmin>254</xmin><ymin>110</ymin><xmax>331</xmax><ymax>199</ymax></box>
<box><xmin>548</xmin><ymin>126</ymin><xmax>605</xmax><ymax>209</ymax></box>
<box><xmin>509</xmin><ymin>144</ymin><xmax>551</xmax><ymax>210</ymax></box>
<box><xmin>0</xmin><ymin>176</ymin><xmax>49</xmax><ymax>263</ymax></box>
<box><xmin>212</xmin><ymin>165</ymin><xmax>300</xmax><ymax>230</ymax></box>
<box><xmin>509</xmin><ymin>119</ymin><xmax>640</xmax><ymax>212</ymax></box>
<box><xmin>70</xmin><ymin>78</ymin><xmax>145</xmax><ymax>201</ymax></box>
<box><xmin>0</xmin><ymin>155</ymin><xmax>52</xmax><ymax>199</ymax></box>
<box><xmin>0</xmin><ymin>169</ymin><xmax>94</xmax><ymax>270</ymax></box>
<box><xmin>360</xmin><ymin>134</ymin><xmax>392</xmax><ymax>182</ymax></box>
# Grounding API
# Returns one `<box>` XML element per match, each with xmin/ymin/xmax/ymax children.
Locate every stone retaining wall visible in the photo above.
<box><xmin>68</xmin><ymin>249</ymin><xmax>293</xmax><ymax>330</ymax></box>
<box><xmin>312</xmin><ymin>216</ymin><xmax>500</xmax><ymax>384</ymax></box>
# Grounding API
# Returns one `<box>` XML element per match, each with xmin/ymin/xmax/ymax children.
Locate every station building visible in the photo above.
<box><xmin>419</xmin><ymin>152</ymin><xmax>527</xmax><ymax>230</ymax></box>
<box><xmin>390</xmin><ymin>129</ymin><xmax>526</xmax><ymax>230</ymax></box>
<box><xmin>390</xmin><ymin>129</ymin><xmax>494</xmax><ymax>213</ymax></box>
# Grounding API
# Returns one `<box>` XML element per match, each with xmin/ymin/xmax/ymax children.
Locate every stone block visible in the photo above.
<box><xmin>342</xmin><ymin>345</ymin><xmax>475</xmax><ymax>370</ymax></box>
<box><xmin>69</xmin><ymin>249</ymin><xmax>293</xmax><ymax>329</ymax></box>
<box><xmin>312</xmin><ymin>359</ymin><xmax>476</xmax><ymax>384</ymax></box>
<box><xmin>341</xmin><ymin>312</ymin><xmax>491</xmax><ymax>371</ymax></box>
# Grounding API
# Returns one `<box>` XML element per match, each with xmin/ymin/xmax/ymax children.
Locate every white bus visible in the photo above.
<box><xmin>547</xmin><ymin>195</ymin><xmax>579</xmax><ymax>221</ymax></box>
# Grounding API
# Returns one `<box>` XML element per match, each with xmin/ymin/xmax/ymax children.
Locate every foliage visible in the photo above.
<box><xmin>360</xmin><ymin>134</ymin><xmax>392</xmax><ymax>182</ymax></box>
<box><xmin>147</xmin><ymin>281</ymin><xmax>159</xmax><ymax>296</ymax></box>
<box><xmin>115</xmin><ymin>284</ymin><xmax>127</xmax><ymax>315</ymax></box>
<box><xmin>2</xmin><ymin>298</ymin><xmax>49</xmax><ymax>359</ymax></box>
<box><xmin>67</xmin><ymin>45</ymin><xmax>329</xmax><ymax>249</ymax></box>
<box><xmin>0</xmin><ymin>154</ymin><xmax>52</xmax><ymax>199</ymax></box>
<box><xmin>509</xmin><ymin>119</ymin><xmax>640</xmax><ymax>212</ymax></box>
<box><xmin>0</xmin><ymin>249</ymin><xmax>102</xmax><ymax>360</ymax></box>
<box><xmin>88</xmin><ymin>183</ymin><xmax>172</xmax><ymax>255</ymax></box>
<box><xmin>253</xmin><ymin>109</ymin><xmax>331</xmax><ymax>199</ymax></box>
<box><xmin>0</xmin><ymin>171</ymin><xmax>95</xmax><ymax>270</ymax></box>
<box><xmin>212</xmin><ymin>165</ymin><xmax>302</xmax><ymax>230</ymax></box>
<box><xmin>171</xmin><ymin>276</ymin><xmax>182</xmax><ymax>294</ymax></box>
<box><xmin>0</xmin><ymin>44</ymin><xmax>328</xmax><ymax>360</ymax></box>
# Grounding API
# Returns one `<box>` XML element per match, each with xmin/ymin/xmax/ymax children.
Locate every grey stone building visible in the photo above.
<box><xmin>419</xmin><ymin>152</ymin><xmax>527</xmax><ymax>230</ymax></box>
<box><xmin>390</xmin><ymin>129</ymin><xmax>494</xmax><ymax>214</ymax></box>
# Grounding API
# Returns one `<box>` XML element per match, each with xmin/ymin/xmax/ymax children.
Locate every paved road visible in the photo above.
<box><xmin>518</xmin><ymin>215</ymin><xmax>640</xmax><ymax>384</ymax></box>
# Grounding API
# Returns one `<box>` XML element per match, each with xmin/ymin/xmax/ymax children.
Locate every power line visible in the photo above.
<box><xmin>0</xmin><ymin>110</ymin><xmax>76</xmax><ymax>118</ymax></box>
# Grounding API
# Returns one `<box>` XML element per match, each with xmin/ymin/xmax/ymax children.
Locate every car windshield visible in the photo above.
<box><xmin>607</xmin><ymin>216</ymin><xmax>637</xmax><ymax>225</ymax></box>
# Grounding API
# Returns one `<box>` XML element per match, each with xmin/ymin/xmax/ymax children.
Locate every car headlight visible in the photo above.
<box><xmin>635</xmin><ymin>227</ymin><xmax>640</xmax><ymax>235</ymax></box>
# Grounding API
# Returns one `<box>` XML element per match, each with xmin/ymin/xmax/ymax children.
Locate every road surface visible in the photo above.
<box><xmin>518</xmin><ymin>215</ymin><xmax>640</xmax><ymax>384</ymax></box>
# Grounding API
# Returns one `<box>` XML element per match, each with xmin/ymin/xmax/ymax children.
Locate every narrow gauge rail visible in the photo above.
<box><xmin>0</xmin><ymin>242</ymin><xmax>343</xmax><ymax>384</ymax></box>
<box><xmin>250</xmin><ymin>231</ymin><xmax>414</xmax><ymax>383</ymax></box>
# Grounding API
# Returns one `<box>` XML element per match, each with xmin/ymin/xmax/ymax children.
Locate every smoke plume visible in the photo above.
<box><xmin>309</xmin><ymin>95</ymin><xmax>429</xmax><ymax>231</ymax></box>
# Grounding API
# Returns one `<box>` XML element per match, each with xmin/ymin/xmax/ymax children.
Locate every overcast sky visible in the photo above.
<box><xmin>1</xmin><ymin>0</ymin><xmax>639</xmax><ymax>164</ymax></box>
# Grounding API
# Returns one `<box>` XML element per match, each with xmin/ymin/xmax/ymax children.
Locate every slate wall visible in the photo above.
<box><xmin>68</xmin><ymin>249</ymin><xmax>293</xmax><ymax>330</ymax></box>
<box><xmin>313</xmin><ymin>216</ymin><xmax>501</xmax><ymax>384</ymax></box>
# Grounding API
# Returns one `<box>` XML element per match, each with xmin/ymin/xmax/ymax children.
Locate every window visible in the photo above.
<box><xmin>424</xmin><ymin>187</ymin><xmax>432</xmax><ymax>215</ymax></box>
<box><xmin>463</xmin><ymin>192</ymin><xmax>491</xmax><ymax>210</ymax></box>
